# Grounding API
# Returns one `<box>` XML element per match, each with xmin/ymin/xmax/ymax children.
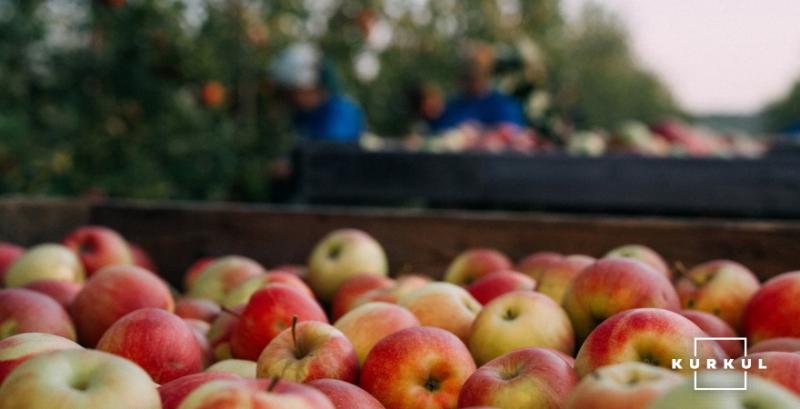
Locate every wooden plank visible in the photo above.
<box><xmin>0</xmin><ymin>197</ymin><xmax>91</xmax><ymax>245</ymax></box>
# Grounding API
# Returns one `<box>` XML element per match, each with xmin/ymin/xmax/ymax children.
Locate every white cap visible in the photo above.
<box><xmin>271</xmin><ymin>43</ymin><xmax>322</xmax><ymax>88</ymax></box>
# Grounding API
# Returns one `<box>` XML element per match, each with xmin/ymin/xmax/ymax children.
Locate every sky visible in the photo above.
<box><xmin>561</xmin><ymin>0</ymin><xmax>800</xmax><ymax>115</ymax></box>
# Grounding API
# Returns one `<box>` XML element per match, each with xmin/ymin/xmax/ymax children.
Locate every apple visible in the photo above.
<box><xmin>565</xmin><ymin>362</ymin><xmax>683</xmax><ymax>409</ymax></box>
<box><xmin>444</xmin><ymin>248</ymin><xmax>512</xmax><ymax>286</ymax></box>
<box><xmin>458</xmin><ymin>347</ymin><xmax>578</xmax><ymax>409</ymax></box>
<box><xmin>743</xmin><ymin>271</ymin><xmax>800</xmax><ymax>344</ymax></box>
<box><xmin>751</xmin><ymin>338</ymin><xmax>800</xmax><ymax>354</ymax></box>
<box><xmin>208</xmin><ymin>305</ymin><xmax>242</xmax><ymax>361</ymax></box>
<box><xmin>175</xmin><ymin>298</ymin><xmax>221</xmax><ymax>323</ymax></box>
<box><xmin>353</xmin><ymin>274</ymin><xmax>430</xmax><ymax>307</ymax></box>
<box><xmin>184</xmin><ymin>257</ymin><xmax>214</xmax><ymax>290</ymax></box>
<box><xmin>177</xmin><ymin>379</ymin><xmax>335</xmax><ymax>409</ymax></box>
<box><xmin>735</xmin><ymin>352</ymin><xmax>800</xmax><ymax>395</ymax></box>
<box><xmin>0</xmin><ymin>242</ymin><xmax>23</xmax><ymax>285</ymax></box>
<box><xmin>575</xmin><ymin>308</ymin><xmax>726</xmax><ymax>377</ymax></box>
<box><xmin>520</xmin><ymin>254</ymin><xmax>594</xmax><ymax>304</ymax></box>
<box><xmin>23</xmin><ymin>279</ymin><xmax>82</xmax><ymax>308</ymax></box>
<box><xmin>307</xmin><ymin>229</ymin><xmax>388</xmax><ymax>302</ymax></box>
<box><xmin>517</xmin><ymin>251</ymin><xmax>564</xmax><ymax>277</ymax></box>
<box><xmin>334</xmin><ymin>301</ymin><xmax>420</xmax><ymax>364</ymax></box>
<box><xmin>0</xmin><ymin>332</ymin><xmax>82</xmax><ymax>384</ymax></box>
<box><xmin>63</xmin><ymin>226</ymin><xmax>133</xmax><ymax>275</ymax></box>
<box><xmin>206</xmin><ymin>359</ymin><xmax>256</xmax><ymax>378</ymax></box>
<box><xmin>604</xmin><ymin>244</ymin><xmax>670</xmax><ymax>279</ymax></box>
<box><xmin>222</xmin><ymin>271</ymin><xmax>314</xmax><ymax>308</ymax></box>
<box><xmin>648</xmin><ymin>372</ymin><xmax>800</xmax><ymax>408</ymax></box>
<box><xmin>130</xmin><ymin>243</ymin><xmax>158</xmax><ymax>273</ymax></box>
<box><xmin>0</xmin><ymin>288</ymin><xmax>76</xmax><ymax>340</ymax></box>
<box><xmin>398</xmin><ymin>282</ymin><xmax>481</xmax><ymax>342</ymax></box>
<box><xmin>4</xmin><ymin>243</ymin><xmax>85</xmax><ymax>287</ymax></box>
<box><xmin>466</xmin><ymin>270</ymin><xmax>536</xmax><ymax>305</ymax></box>
<box><xmin>676</xmin><ymin>260</ymin><xmax>760</xmax><ymax>331</ymax></box>
<box><xmin>184</xmin><ymin>318</ymin><xmax>213</xmax><ymax>367</ymax></box>
<box><xmin>159</xmin><ymin>372</ymin><xmax>241</xmax><ymax>409</ymax></box>
<box><xmin>360</xmin><ymin>326</ymin><xmax>476</xmax><ymax>409</ymax></box>
<box><xmin>71</xmin><ymin>264</ymin><xmax>174</xmax><ymax>347</ymax></box>
<box><xmin>231</xmin><ymin>284</ymin><xmax>328</xmax><ymax>360</ymax></box>
<box><xmin>331</xmin><ymin>273</ymin><xmax>394</xmax><ymax>320</ymax></box>
<box><xmin>562</xmin><ymin>258</ymin><xmax>681</xmax><ymax>341</ymax></box>
<box><xmin>468</xmin><ymin>291</ymin><xmax>574</xmax><ymax>365</ymax></box>
<box><xmin>680</xmin><ymin>310</ymin><xmax>742</xmax><ymax>358</ymax></box>
<box><xmin>0</xmin><ymin>349</ymin><xmax>160</xmax><ymax>409</ymax></box>
<box><xmin>256</xmin><ymin>319</ymin><xmax>358</xmax><ymax>383</ymax></box>
<box><xmin>187</xmin><ymin>256</ymin><xmax>265</xmax><ymax>304</ymax></box>
<box><xmin>97</xmin><ymin>308</ymin><xmax>205</xmax><ymax>384</ymax></box>
<box><xmin>309</xmin><ymin>379</ymin><xmax>385</xmax><ymax>409</ymax></box>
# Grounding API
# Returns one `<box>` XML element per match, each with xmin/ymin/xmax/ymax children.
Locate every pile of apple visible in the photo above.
<box><xmin>1</xmin><ymin>226</ymin><xmax>800</xmax><ymax>408</ymax></box>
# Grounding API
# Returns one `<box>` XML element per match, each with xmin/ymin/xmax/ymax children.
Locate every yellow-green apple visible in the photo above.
<box><xmin>466</xmin><ymin>270</ymin><xmax>536</xmax><ymax>305</ymax></box>
<box><xmin>648</xmin><ymin>372</ymin><xmax>800</xmax><ymax>408</ymax></box>
<box><xmin>574</xmin><ymin>308</ymin><xmax>726</xmax><ymax>377</ymax></box>
<box><xmin>187</xmin><ymin>256</ymin><xmax>265</xmax><ymax>304</ymax></box>
<box><xmin>736</xmin><ymin>352</ymin><xmax>800</xmax><ymax>395</ymax></box>
<box><xmin>177</xmin><ymin>379</ymin><xmax>335</xmax><ymax>409</ymax></box>
<box><xmin>334</xmin><ymin>301</ymin><xmax>420</xmax><ymax>364</ymax></box>
<box><xmin>0</xmin><ymin>333</ymin><xmax>82</xmax><ymax>384</ymax></box>
<box><xmin>562</xmin><ymin>258</ymin><xmax>681</xmax><ymax>341</ymax></box>
<box><xmin>222</xmin><ymin>271</ymin><xmax>314</xmax><ymax>308</ymax></box>
<box><xmin>444</xmin><ymin>248</ymin><xmax>512</xmax><ymax>286</ymax></box>
<box><xmin>458</xmin><ymin>347</ymin><xmax>578</xmax><ymax>409</ymax></box>
<box><xmin>468</xmin><ymin>291</ymin><xmax>574</xmax><ymax>365</ymax></box>
<box><xmin>184</xmin><ymin>257</ymin><xmax>214</xmax><ymax>290</ymax></box>
<box><xmin>0</xmin><ymin>242</ymin><xmax>23</xmax><ymax>285</ymax></box>
<box><xmin>680</xmin><ymin>310</ymin><xmax>742</xmax><ymax>358</ymax></box>
<box><xmin>62</xmin><ymin>226</ymin><xmax>133</xmax><ymax>275</ymax></box>
<box><xmin>523</xmin><ymin>255</ymin><xmax>595</xmax><ymax>304</ymax></box>
<box><xmin>751</xmin><ymin>338</ymin><xmax>800</xmax><ymax>354</ymax></box>
<box><xmin>353</xmin><ymin>275</ymin><xmax>430</xmax><ymax>308</ymax></box>
<box><xmin>399</xmin><ymin>282</ymin><xmax>481</xmax><ymax>342</ymax></box>
<box><xmin>743</xmin><ymin>271</ymin><xmax>800</xmax><ymax>344</ymax></box>
<box><xmin>4</xmin><ymin>243</ymin><xmax>84</xmax><ymax>287</ymax></box>
<box><xmin>159</xmin><ymin>372</ymin><xmax>241</xmax><ymax>409</ymax></box>
<box><xmin>70</xmin><ymin>264</ymin><xmax>174</xmax><ymax>346</ymax></box>
<box><xmin>0</xmin><ymin>349</ymin><xmax>160</xmax><ymax>409</ymax></box>
<box><xmin>256</xmin><ymin>320</ymin><xmax>358</xmax><ymax>383</ymax></box>
<box><xmin>309</xmin><ymin>379</ymin><xmax>385</xmax><ymax>409</ymax></box>
<box><xmin>97</xmin><ymin>308</ymin><xmax>205</xmax><ymax>384</ymax></box>
<box><xmin>0</xmin><ymin>288</ymin><xmax>76</xmax><ymax>340</ymax></box>
<box><xmin>676</xmin><ymin>260</ymin><xmax>760</xmax><ymax>331</ymax></box>
<box><xmin>208</xmin><ymin>305</ymin><xmax>242</xmax><ymax>361</ymax></box>
<box><xmin>307</xmin><ymin>229</ymin><xmax>388</xmax><ymax>302</ymax></box>
<box><xmin>231</xmin><ymin>284</ymin><xmax>328</xmax><ymax>360</ymax></box>
<box><xmin>23</xmin><ymin>279</ymin><xmax>82</xmax><ymax>308</ymax></box>
<box><xmin>604</xmin><ymin>244</ymin><xmax>670</xmax><ymax>279</ymax></box>
<box><xmin>175</xmin><ymin>298</ymin><xmax>221</xmax><ymax>323</ymax></box>
<box><xmin>206</xmin><ymin>359</ymin><xmax>256</xmax><ymax>378</ymax></box>
<box><xmin>331</xmin><ymin>274</ymin><xmax>394</xmax><ymax>320</ymax></box>
<box><xmin>359</xmin><ymin>327</ymin><xmax>476</xmax><ymax>409</ymax></box>
<box><xmin>130</xmin><ymin>243</ymin><xmax>158</xmax><ymax>273</ymax></box>
<box><xmin>565</xmin><ymin>362</ymin><xmax>683</xmax><ymax>409</ymax></box>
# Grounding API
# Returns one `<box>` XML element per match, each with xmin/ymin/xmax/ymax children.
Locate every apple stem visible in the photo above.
<box><xmin>267</xmin><ymin>376</ymin><xmax>280</xmax><ymax>392</ymax></box>
<box><xmin>673</xmin><ymin>261</ymin><xmax>688</xmax><ymax>277</ymax></box>
<box><xmin>291</xmin><ymin>315</ymin><xmax>300</xmax><ymax>358</ymax></box>
<box><xmin>221</xmin><ymin>306</ymin><xmax>241</xmax><ymax>318</ymax></box>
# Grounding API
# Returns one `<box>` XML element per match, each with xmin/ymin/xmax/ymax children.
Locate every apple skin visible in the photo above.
<box><xmin>520</xmin><ymin>254</ymin><xmax>594</xmax><ymax>304</ymax></box>
<box><xmin>517</xmin><ymin>251</ymin><xmax>564</xmax><ymax>277</ymax></box>
<box><xmin>206</xmin><ymin>359</ymin><xmax>257</xmax><ymax>379</ymax></box>
<box><xmin>399</xmin><ymin>282</ymin><xmax>481</xmax><ymax>342</ymax></box>
<box><xmin>459</xmin><ymin>348</ymin><xmax>578</xmax><ymax>409</ymax></box>
<box><xmin>331</xmin><ymin>274</ymin><xmax>394</xmax><ymax>320</ymax></box>
<box><xmin>0</xmin><ymin>242</ymin><xmax>23</xmax><ymax>285</ymax></box>
<box><xmin>743</xmin><ymin>271</ymin><xmax>800</xmax><ymax>344</ymax></box>
<box><xmin>184</xmin><ymin>318</ymin><xmax>213</xmax><ymax>367</ymax></box>
<box><xmin>353</xmin><ymin>275</ymin><xmax>430</xmax><ymax>308</ymax></box>
<box><xmin>4</xmin><ymin>243</ymin><xmax>85</xmax><ymax>287</ymax></box>
<box><xmin>360</xmin><ymin>326</ymin><xmax>476</xmax><ymax>409</ymax></box>
<box><xmin>676</xmin><ymin>259</ymin><xmax>760</xmax><ymax>331</ymax></box>
<box><xmin>680</xmin><ymin>310</ymin><xmax>742</xmax><ymax>358</ymax></box>
<box><xmin>0</xmin><ymin>332</ymin><xmax>82</xmax><ymax>385</ymax></box>
<box><xmin>130</xmin><ymin>243</ymin><xmax>158</xmax><ymax>273</ymax></box>
<box><xmin>562</xmin><ymin>258</ymin><xmax>681</xmax><ymax>341</ymax></box>
<box><xmin>208</xmin><ymin>305</ymin><xmax>243</xmax><ymax>361</ymax></box>
<box><xmin>231</xmin><ymin>284</ymin><xmax>328</xmax><ymax>361</ymax></box>
<box><xmin>735</xmin><ymin>352</ymin><xmax>800</xmax><ymax>395</ymax></box>
<box><xmin>184</xmin><ymin>257</ymin><xmax>215</xmax><ymax>290</ymax></box>
<box><xmin>575</xmin><ymin>308</ymin><xmax>726</xmax><ymax>377</ymax></box>
<box><xmin>97</xmin><ymin>308</ymin><xmax>205</xmax><ymax>384</ymax></box>
<box><xmin>307</xmin><ymin>229</ymin><xmax>388</xmax><ymax>303</ymax></box>
<box><xmin>177</xmin><ymin>379</ymin><xmax>335</xmax><ymax>409</ymax></box>
<box><xmin>256</xmin><ymin>321</ymin><xmax>359</xmax><ymax>383</ymax></box>
<box><xmin>0</xmin><ymin>288</ymin><xmax>76</xmax><ymax>341</ymax></box>
<box><xmin>334</xmin><ymin>301</ymin><xmax>421</xmax><ymax>364</ymax></box>
<box><xmin>444</xmin><ymin>248</ymin><xmax>512</xmax><ymax>286</ymax></box>
<box><xmin>648</xmin><ymin>372</ymin><xmax>800</xmax><ymax>409</ymax></box>
<box><xmin>468</xmin><ymin>291</ymin><xmax>574</xmax><ymax>365</ymax></box>
<box><xmin>309</xmin><ymin>379</ymin><xmax>385</xmax><ymax>409</ymax></box>
<box><xmin>159</xmin><ymin>372</ymin><xmax>241</xmax><ymax>409</ymax></box>
<box><xmin>63</xmin><ymin>226</ymin><xmax>133</xmax><ymax>275</ymax></box>
<box><xmin>466</xmin><ymin>270</ymin><xmax>536</xmax><ymax>305</ymax></box>
<box><xmin>0</xmin><ymin>349</ymin><xmax>161</xmax><ymax>409</ymax></box>
<box><xmin>22</xmin><ymin>279</ymin><xmax>82</xmax><ymax>308</ymax></box>
<box><xmin>70</xmin><ymin>264</ymin><xmax>174</xmax><ymax>347</ymax></box>
<box><xmin>751</xmin><ymin>338</ymin><xmax>800</xmax><ymax>354</ymax></box>
<box><xmin>604</xmin><ymin>244</ymin><xmax>670</xmax><ymax>280</ymax></box>
<box><xmin>564</xmin><ymin>362</ymin><xmax>683</xmax><ymax>409</ymax></box>
<box><xmin>222</xmin><ymin>271</ymin><xmax>314</xmax><ymax>308</ymax></box>
<box><xmin>187</xmin><ymin>256</ymin><xmax>265</xmax><ymax>304</ymax></box>
<box><xmin>175</xmin><ymin>298</ymin><xmax>221</xmax><ymax>323</ymax></box>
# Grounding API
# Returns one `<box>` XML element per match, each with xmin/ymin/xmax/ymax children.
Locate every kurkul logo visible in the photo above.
<box><xmin>670</xmin><ymin>337</ymin><xmax>767</xmax><ymax>391</ymax></box>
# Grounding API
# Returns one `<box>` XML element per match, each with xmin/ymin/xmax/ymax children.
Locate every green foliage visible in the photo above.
<box><xmin>763</xmin><ymin>79</ymin><xmax>800</xmax><ymax>133</ymax></box>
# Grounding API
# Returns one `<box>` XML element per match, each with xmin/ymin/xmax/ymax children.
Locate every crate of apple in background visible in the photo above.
<box><xmin>3</xmin><ymin>202</ymin><xmax>800</xmax><ymax>408</ymax></box>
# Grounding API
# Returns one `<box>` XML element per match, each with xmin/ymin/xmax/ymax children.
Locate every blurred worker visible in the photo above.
<box><xmin>271</xmin><ymin>43</ymin><xmax>365</xmax><ymax>142</ymax></box>
<box><xmin>406</xmin><ymin>81</ymin><xmax>446</xmax><ymax>137</ymax></box>
<box><xmin>431</xmin><ymin>42</ymin><xmax>526</xmax><ymax>132</ymax></box>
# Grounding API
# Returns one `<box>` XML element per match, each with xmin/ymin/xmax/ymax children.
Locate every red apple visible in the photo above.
<box><xmin>353</xmin><ymin>275</ymin><xmax>430</xmax><ymax>307</ymax></box>
<box><xmin>466</xmin><ymin>270</ymin><xmax>536</xmax><ymax>305</ymax></box>
<box><xmin>0</xmin><ymin>288</ymin><xmax>76</xmax><ymax>340</ymax></box>
<box><xmin>521</xmin><ymin>254</ymin><xmax>594</xmax><ymax>304</ymax></box>
<box><xmin>309</xmin><ymin>379</ymin><xmax>385</xmax><ymax>409</ymax></box>
<box><xmin>130</xmin><ymin>243</ymin><xmax>158</xmax><ymax>273</ymax></box>
<box><xmin>63</xmin><ymin>226</ymin><xmax>133</xmax><ymax>275</ymax></box>
<box><xmin>208</xmin><ymin>305</ymin><xmax>242</xmax><ymax>361</ymax></box>
<box><xmin>331</xmin><ymin>274</ymin><xmax>395</xmax><ymax>320</ymax></box>
<box><xmin>517</xmin><ymin>251</ymin><xmax>563</xmax><ymax>277</ymax></box>
<box><xmin>184</xmin><ymin>257</ymin><xmax>214</xmax><ymax>290</ymax></box>
<box><xmin>184</xmin><ymin>318</ymin><xmax>213</xmax><ymax>367</ymax></box>
<box><xmin>334</xmin><ymin>301</ymin><xmax>421</xmax><ymax>364</ymax></box>
<box><xmin>158</xmin><ymin>372</ymin><xmax>241</xmax><ymax>409</ymax></box>
<box><xmin>743</xmin><ymin>271</ymin><xmax>800</xmax><ymax>344</ymax></box>
<box><xmin>187</xmin><ymin>256</ymin><xmax>265</xmax><ymax>304</ymax></box>
<box><xmin>222</xmin><ymin>271</ymin><xmax>314</xmax><ymax>308</ymax></box>
<box><xmin>648</xmin><ymin>371</ymin><xmax>800</xmax><ymax>408</ymax></box>
<box><xmin>399</xmin><ymin>282</ymin><xmax>481</xmax><ymax>342</ymax></box>
<box><xmin>175</xmin><ymin>298</ymin><xmax>221</xmax><ymax>323</ymax></box>
<box><xmin>0</xmin><ymin>332</ymin><xmax>82</xmax><ymax>385</ymax></box>
<box><xmin>680</xmin><ymin>310</ymin><xmax>742</xmax><ymax>358</ymax></box>
<box><xmin>4</xmin><ymin>243</ymin><xmax>85</xmax><ymax>287</ymax></box>
<box><xmin>604</xmin><ymin>244</ymin><xmax>671</xmax><ymax>279</ymax></box>
<box><xmin>565</xmin><ymin>362</ymin><xmax>684</xmax><ymax>409</ymax></box>
<box><xmin>444</xmin><ymin>248</ymin><xmax>512</xmax><ymax>286</ymax></box>
<box><xmin>751</xmin><ymin>338</ymin><xmax>800</xmax><ymax>354</ymax></box>
<box><xmin>178</xmin><ymin>378</ymin><xmax>334</xmax><ymax>409</ymax></box>
<box><xmin>736</xmin><ymin>352</ymin><xmax>800</xmax><ymax>395</ymax></box>
<box><xmin>23</xmin><ymin>279</ymin><xmax>82</xmax><ymax>308</ymax></box>
<box><xmin>0</xmin><ymin>242</ymin><xmax>23</xmax><ymax>285</ymax></box>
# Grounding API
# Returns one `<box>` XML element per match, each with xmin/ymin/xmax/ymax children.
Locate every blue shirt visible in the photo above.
<box><xmin>431</xmin><ymin>89</ymin><xmax>526</xmax><ymax>132</ymax></box>
<box><xmin>293</xmin><ymin>95</ymin><xmax>364</xmax><ymax>142</ymax></box>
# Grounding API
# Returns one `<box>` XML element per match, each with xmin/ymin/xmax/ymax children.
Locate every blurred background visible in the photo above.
<box><xmin>0</xmin><ymin>0</ymin><xmax>798</xmax><ymax>204</ymax></box>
